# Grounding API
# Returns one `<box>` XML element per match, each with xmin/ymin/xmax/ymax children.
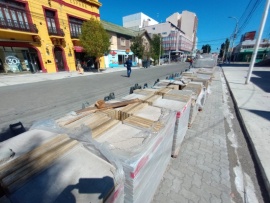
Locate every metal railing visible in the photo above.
<box><xmin>48</xmin><ymin>27</ymin><xmax>65</xmax><ymax>36</ymax></box>
<box><xmin>0</xmin><ymin>18</ymin><xmax>38</xmax><ymax>33</ymax></box>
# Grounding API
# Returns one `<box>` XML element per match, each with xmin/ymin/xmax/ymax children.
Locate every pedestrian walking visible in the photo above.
<box><xmin>124</xmin><ymin>57</ymin><xmax>132</xmax><ymax>77</ymax></box>
<box><xmin>189</xmin><ymin>58</ymin><xmax>194</xmax><ymax>69</ymax></box>
<box><xmin>76</xmin><ymin>61</ymin><xmax>84</xmax><ymax>74</ymax></box>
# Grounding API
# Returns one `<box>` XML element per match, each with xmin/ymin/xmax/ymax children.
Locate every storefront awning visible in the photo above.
<box><xmin>73</xmin><ymin>46</ymin><xmax>84</xmax><ymax>52</ymax></box>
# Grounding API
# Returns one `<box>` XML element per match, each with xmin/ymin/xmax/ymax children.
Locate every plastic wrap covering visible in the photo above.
<box><xmin>194</xmin><ymin>54</ymin><xmax>217</xmax><ymax>68</ymax></box>
<box><xmin>153</xmin><ymin>81</ymin><xmax>183</xmax><ymax>90</ymax></box>
<box><xmin>151</xmin><ymin>97</ymin><xmax>191</xmax><ymax>157</ymax></box>
<box><xmin>95</xmin><ymin>109</ymin><xmax>176</xmax><ymax>203</ymax></box>
<box><xmin>0</xmin><ymin>122</ymin><xmax>125</xmax><ymax>203</ymax></box>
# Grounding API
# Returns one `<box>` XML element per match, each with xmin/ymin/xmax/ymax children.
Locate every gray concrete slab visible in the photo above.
<box><xmin>222</xmin><ymin>66</ymin><xmax>270</xmax><ymax>195</ymax></box>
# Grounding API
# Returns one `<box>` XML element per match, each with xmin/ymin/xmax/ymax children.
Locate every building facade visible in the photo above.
<box><xmin>123</xmin><ymin>11</ymin><xmax>197</xmax><ymax>58</ymax></box>
<box><xmin>102</xmin><ymin>20</ymin><xmax>136</xmax><ymax>68</ymax></box>
<box><xmin>143</xmin><ymin>22</ymin><xmax>193</xmax><ymax>57</ymax></box>
<box><xmin>0</xmin><ymin>0</ymin><xmax>102</xmax><ymax>74</ymax></box>
<box><xmin>123</xmin><ymin>12</ymin><xmax>158</xmax><ymax>31</ymax></box>
<box><xmin>233</xmin><ymin>39</ymin><xmax>270</xmax><ymax>62</ymax></box>
<box><xmin>102</xmin><ymin>20</ymin><xmax>152</xmax><ymax>68</ymax></box>
<box><xmin>166</xmin><ymin>11</ymin><xmax>198</xmax><ymax>52</ymax></box>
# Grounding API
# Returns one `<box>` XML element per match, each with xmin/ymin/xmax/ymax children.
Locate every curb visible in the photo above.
<box><xmin>221</xmin><ymin>67</ymin><xmax>270</xmax><ymax>199</ymax></box>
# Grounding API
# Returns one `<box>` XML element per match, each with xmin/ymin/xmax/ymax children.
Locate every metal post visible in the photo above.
<box><xmin>245</xmin><ymin>0</ymin><xmax>270</xmax><ymax>84</ymax></box>
<box><xmin>228</xmin><ymin>16</ymin><xmax>238</xmax><ymax>63</ymax></box>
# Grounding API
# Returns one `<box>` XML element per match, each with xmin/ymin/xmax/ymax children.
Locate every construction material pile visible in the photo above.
<box><xmin>0</xmin><ymin>67</ymin><xmax>214</xmax><ymax>203</ymax></box>
<box><xmin>193</xmin><ymin>53</ymin><xmax>217</xmax><ymax>68</ymax></box>
<box><xmin>0</xmin><ymin>129</ymin><xmax>124</xmax><ymax>203</ymax></box>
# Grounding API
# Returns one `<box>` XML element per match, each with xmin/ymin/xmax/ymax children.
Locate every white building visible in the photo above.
<box><xmin>166</xmin><ymin>11</ymin><xmax>198</xmax><ymax>50</ymax></box>
<box><xmin>123</xmin><ymin>11</ymin><xmax>197</xmax><ymax>57</ymax></box>
<box><xmin>123</xmin><ymin>12</ymin><xmax>158</xmax><ymax>31</ymax></box>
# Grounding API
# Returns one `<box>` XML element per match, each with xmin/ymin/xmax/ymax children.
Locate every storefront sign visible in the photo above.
<box><xmin>5</xmin><ymin>56</ymin><xmax>20</xmax><ymax>65</ymax></box>
<box><xmin>5</xmin><ymin>55</ymin><xmax>21</xmax><ymax>72</ymax></box>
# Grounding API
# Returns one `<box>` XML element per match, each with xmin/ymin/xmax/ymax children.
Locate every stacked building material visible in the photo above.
<box><xmin>0</xmin><ymin>129</ymin><xmax>124</xmax><ymax>203</ymax></box>
<box><xmin>153</xmin><ymin>80</ymin><xmax>185</xmax><ymax>90</ymax></box>
<box><xmin>118</xmin><ymin>103</ymin><xmax>148</xmax><ymax>121</ymax></box>
<box><xmin>122</xmin><ymin>93</ymin><xmax>162</xmax><ymax>105</ymax></box>
<box><xmin>95</xmin><ymin>109</ymin><xmax>176</xmax><ymax>203</ymax></box>
<box><xmin>193</xmin><ymin>53</ymin><xmax>217</xmax><ymax>68</ymax></box>
<box><xmin>151</xmin><ymin>97</ymin><xmax>191</xmax><ymax>157</ymax></box>
<box><xmin>196</xmin><ymin>67</ymin><xmax>215</xmax><ymax>81</ymax></box>
<box><xmin>133</xmin><ymin>89</ymin><xmax>156</xmax><ymax>95</ymax></box>
<box><xmin>57</xmin><ymin>112</ymin><xmax>121</xmax><ymax>138</ymax></box>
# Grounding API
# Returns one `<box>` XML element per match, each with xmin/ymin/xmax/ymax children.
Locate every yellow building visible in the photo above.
<box><xmin>0</xmin><ymin>0</ymin><xmax>103</xmax><ymax>74</ymax></box>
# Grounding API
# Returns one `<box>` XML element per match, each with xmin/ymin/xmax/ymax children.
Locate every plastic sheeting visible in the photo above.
<box><xmin>95</xmin><ymin>108</ymin><xmax>176</xmax><ymax>203</ymax></box>
<box><xmin>0</xmin><ymin>126</ymin><xmax>125</xmax><ymax>203</ymax></box>
<box><xmin>194</xmin><ymin>54</ymin><xmax>217</xmax><ymax>68</ymax></box>
<box><xmin>151</xmin><ymin>97</ymin><xmax>191</xmax><ymax>157</ymax></box>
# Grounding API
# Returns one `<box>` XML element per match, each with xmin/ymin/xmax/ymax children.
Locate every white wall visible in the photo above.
<box><xmin>166</xmin><ymin>12</ymin><xmax>181</xmax><ymax>27</ymax></box>
<box><xmin>123</xmin><ymin>12</ymin><xmax>158</xmax><ymax>31</ymax></box>
<box><xmin>181</xmin><ymin>11</ymin><xmax>196</xmax><ymax>41</ymax></box>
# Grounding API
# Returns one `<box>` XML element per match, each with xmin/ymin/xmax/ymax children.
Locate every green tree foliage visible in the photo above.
<box><xmin>130</xmin><ymin>35</ymin><xmax>145</xmax><ymax>60</ymax></box>
<box><xmin>202</xmin><ymin>44</ymin><xmax>211</xmax><ymax>53</ymax></box>
<box><xmin>218</xmin><ymin>39</ymin><xmax>230</xmax><ymax>60</ymax></box>
<box><xmin>80</xmin><ymin>18</ymin><xmax>110</xmax><ymax>70</ymax></box>
<box><xmin>150</xmin><ymin>34</ymin><xmax>163</xmax><ymax>65</ymax></box>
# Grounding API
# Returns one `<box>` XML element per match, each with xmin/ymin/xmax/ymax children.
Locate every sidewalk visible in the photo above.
<box><xmin>153</xmin><ymin>66</ymin><xmax>270</xmax><ymax>202</ymax></box>
<box><xmin>222</xmin><ymin>66</ymin><xmax>270</xmax><ymax>195</ymax></box>
<box><xmin>0</xmin><ymin>67</ymin><xmax>138</xmax><ymax>87</ymax></box>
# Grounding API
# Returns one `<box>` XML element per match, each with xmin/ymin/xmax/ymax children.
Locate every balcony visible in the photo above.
<box><xmin>48</xmin><ymin>27</ymin><xmax>65</xmax><ymax>37</ymax></box>
<box><xmin>0</xmin><ymin>18</ymin><xmax>38</xmax><ymax>33</ymax></box>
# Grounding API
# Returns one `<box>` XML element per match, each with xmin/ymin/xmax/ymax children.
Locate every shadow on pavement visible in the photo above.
<box><xmin>246</xmin><ymin>109</ymin><xmax>270</xmax><ymax>122</ymax></box>
<box><xmin>251</xmin><ymin>71</ymin><xmax>270</xmax><ymax>93</ymax></box>
<box><xmin>221</xmin><ymin>63</ymin><xmax>250</xmax><ymax>67</ymax></box>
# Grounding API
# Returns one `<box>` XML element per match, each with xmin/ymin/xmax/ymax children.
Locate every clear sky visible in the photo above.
<box><xmin>99</xmin><ymin>0</ymin><xmax>270</xmax><ymax>53</ymax></box>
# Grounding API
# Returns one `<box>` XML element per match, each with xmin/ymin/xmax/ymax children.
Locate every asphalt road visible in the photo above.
<box><xmin>0</xmin><ymin>63</ymin><xmax>189</xmax><ymax>141</ymax></box>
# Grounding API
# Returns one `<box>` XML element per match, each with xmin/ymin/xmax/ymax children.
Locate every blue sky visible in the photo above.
<box><xmin>99</xmin><ymin>0</ymin><xmax>270</xmax><ymax>53</ymax></box>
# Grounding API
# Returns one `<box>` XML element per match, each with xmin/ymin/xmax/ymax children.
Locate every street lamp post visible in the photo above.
<box><xmin>228</xmin><ymin>16</ymin><xmax>238</xmax><ymax>63</ymax></box>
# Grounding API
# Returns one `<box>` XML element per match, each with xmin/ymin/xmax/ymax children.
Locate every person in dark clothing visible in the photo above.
<box><xmin>189</xmin><ymin>58</ymin><xmax>194</xmax><ymax>69</ymax></box>
<box><xmin>124</xmin><ymin>58</ymin><xmax>132</xmax><ymax>77</ymax></box>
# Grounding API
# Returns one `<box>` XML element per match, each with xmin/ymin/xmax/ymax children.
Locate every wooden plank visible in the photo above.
<box><xmin>2</xmin><ymin>139</ymin><xmax>78</xmax><ymax>193</ymax></box>
<box><xmin>95</xmin><ymin>99</ymin><xmax>141</xmax><ymax>109</ymax></box>
<box><xmin>0</xmin><ymin>134</ymin><xmax>69</xmax><ymax>180</ymax></box>
<box><xmin>92</xmin><ymin>119</ymin><xmax>120</xmax><ymax>138</ymax></box>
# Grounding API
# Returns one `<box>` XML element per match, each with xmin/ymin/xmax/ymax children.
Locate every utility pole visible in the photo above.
<box><xmin>228</xmin><ymin>16</ymin><xmax>239</xmax><ymax>63</ymax></box>
<box><xmin>245</xmin><ymin>0</ymin><xmax>270</xmax><ymax>84</ymax></box>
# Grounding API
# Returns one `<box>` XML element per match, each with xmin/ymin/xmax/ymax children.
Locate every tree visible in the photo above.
<box><xmin>130</xmin><ymin>35</ymin><xmax>145</xmax><ymax>64</ymax></box>
<box><xmin>80</xmin><ymin>18</ymin><xmax>110</xmax><ymax>71</ymax></box>
<box><xmin>218</xmin><ymin>39</ymin><xmax>230</xmax><ymax>61</ymax></box>
<box><xmin>202</xmin><ymin>44</ymin><xmax>211</xmax><ymax>53</ymax></box>
<box><xmin>150</xmin><ymin>34</ymin><xmax>163</xmax><ymax>65</ymax></box>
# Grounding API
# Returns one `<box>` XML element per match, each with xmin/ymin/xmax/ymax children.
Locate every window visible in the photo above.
<box><xmin>152</xmin><ymin>27</ymin><xmax>155</xmax><ymax>30</ymax></box>
<box><xmin>69</xmin><ymin>17</ymin><xmax>84</xmax><ymax>38</ymax></box>
<box><xmin>46</xmin><ymin>10</ymin><xmax>57</xmax><ymax>34</ymax></box>
<box><xmin>120</xmin><ymin>38</ymin><xmax>126</xmax><ymax>46</ymax></box>
<box><xmin>0</xmin><ymin>1</ymin><xmax>31</xmax><ymax>31</ymax></box>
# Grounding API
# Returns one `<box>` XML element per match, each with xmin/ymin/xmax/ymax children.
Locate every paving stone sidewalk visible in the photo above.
<box><xmin>153</xmin><ymin>68</ymin><xmax>232</xmax><ymax>203</ymax></box>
